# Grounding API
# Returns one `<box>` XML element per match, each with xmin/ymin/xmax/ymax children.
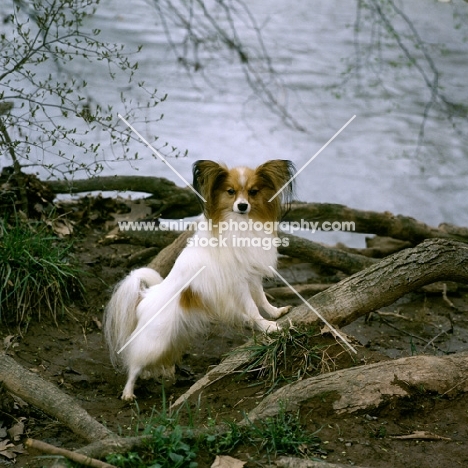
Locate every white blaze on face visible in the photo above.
<box><xmin>233</xmin><ymin>167</ymin><xmax>251</xmax><ymax>214</ymax></box>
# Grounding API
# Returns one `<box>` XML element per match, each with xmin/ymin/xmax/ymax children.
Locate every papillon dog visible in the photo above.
<box><xmin>104</xmin><ymin>159</ymin><xmax>295</xmax><ymax>400</ymax></box>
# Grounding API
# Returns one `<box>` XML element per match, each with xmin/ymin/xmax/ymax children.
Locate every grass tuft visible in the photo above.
<box><xmin>0</xmin><ymin>219</ymin><xmax>84</xmax><ymax>326</ymax></box>
<box><xmin>203</xmin><ymin>407</ymin><xmax>323</xmax><ymax>459</ymax></box>
<box><xmin>238</xmin><ymin>324</ymin><xmax>322</xmax><ymax>391</ymax></box>
<box><xmin>242</xmin><ymin>408</ymin><xmax>323</xmax><ymax>458</ymax></box>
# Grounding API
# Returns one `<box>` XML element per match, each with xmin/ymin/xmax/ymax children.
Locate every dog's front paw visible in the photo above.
<box><xmin>263</xmin><ymin>304</ymin><xmax>293</xmax><ymax>319</ymax></box>
<box><xmin>257</xmin><ymin>319</ymin><xmax>281</xmax><ymax>334</ymax></box>
<box><xmin>276</xmin><ymin>305</ymin><xmax>292</xmax><ymax>317</ymax></box>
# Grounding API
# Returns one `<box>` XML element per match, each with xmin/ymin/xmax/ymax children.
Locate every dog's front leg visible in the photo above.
<box><xmin>249</xmin><ymin>280</ymin><xmax>292</xmax><ymax>320</ymax></box>
<box><xmin>240</xmin><ymin>290</ymin><xmax>281</xmax><ymax>333</ymax></box>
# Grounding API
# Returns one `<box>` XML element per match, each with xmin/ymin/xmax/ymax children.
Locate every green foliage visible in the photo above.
<box><xmin>243</xmin><ymin>410</ymin><xmax>322</xmax><ymax>457</ymax></box>
<box><xmin>0</xmin><ymin>219</ymin><xmax>84</xmax><ymax>325</ymax></box>
<box><xmin>107</xmin><ymin>426</ymin><xmax>198</xmax><ymax>468</ymax></box>
<box><xmin>106</xmin><ymin>394</ymin><xmax>324</xmax><ymax>467</ymax></box>
<box><xmin>106</xmin><ymin>452</ymin><xmax>145</xmax><ymax>468</ymax></box>
<box><xmin>202</xmin><ymin>407</ymin><xmax>322</xmax><ymax>459</ymax></box>
<box><xmin>369</xmin><ymin>424</ymin><xmax>387</xmax><ymax>439</ymax></box>
<box><xmin>0</xmin><ymin>0</ymin><xmax>164</xmax><ymax>178</ymax></box>
<box><xmin>107</xmin><ymin>394</ymin><xmax>198</xmax><ymax>468</ymax></box>
<box><xmin>202</xmin><ymin>421</ymin><xmax>244</xmax><ymax>455</ymax></box>
<box><xmin>145</xmin><ymin>425</ymin><xmax>198</xmax><ymax>468</ymax></box>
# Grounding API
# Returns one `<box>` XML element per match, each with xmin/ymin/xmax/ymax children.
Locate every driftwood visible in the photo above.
<box><xmin>284</xmin><ymin>202</ymin><xmax>468</xmax><ymax>244</ymax></box>
<box><xmin>266</xmin><ymin>284</ymin><xmax>331</xmax><ymax>300</ymax></box>
<box><xmin>247</xmin><ymin>352</ymin><xmax>468</xmax><ymax>422</ymax></box>
<box><xmin>279</xmin><ymin>232</ymin><xmax>377</xmax><ymax>274</ymax></box>
<box><xmin>110</xmin><ymin>228</ymin><xmax>376</xmax><ymax>275</ymax></box>
<box><xmin>102</xmin><ymin>225</ymin><xmax>181</xmax><ymax>249</ymax></box>
<box><xmin>172</xmin><ymin>238</ymin><xmax>468</xmax><ymax>408</ymax></box>
<box><xmin>126</xmin><ymin>246</ymin><xmax>160</xmax><ymax>267</ymax></box>
<box><xmin>336</xmin><ymin>236</ymin><xmax>412</xmax><ymax>258</ymax></box>
<box><xmin>438</xmin><ymin>222</ymin><xmax>468</xmax><ymax>239</ymax></box>
<box><xmin>147</xmin><ymin>230</ymin><xmax>193</xmax><ymax>277</ymax></box>
<box><xmin>45</xmin><ymin>175</ymin><xmax>468</xmax><ymax>246</ymax></box>
<box><xmin>0</xmin><ymin>353</ymin><xmax>151</xmax><ymax>465</ymax></box>
<box><xmin>0</xmin><ymin>353</ymin><xmax>113</xmax><ymax>443</ymax></box>
<box><xmin>45</xmin><ymin>176</ymin><xmax>200</xmax><ymax>219</ymax></box>
<box><xmin>286</xmin><ymin>238</ymin><xmax>468</xmax><ymax>327</ymax></box>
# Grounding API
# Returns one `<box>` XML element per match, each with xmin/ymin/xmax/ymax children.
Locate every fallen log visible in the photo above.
<box><xmin>172</xmin><ymin>238</ymin><xmax>468</xmax><ymax>408</ymax></box>
<box><xmin>112</xmin><ymin>228</ymin><xmax>376</xmax><ymax>275</ymax></box>
<box><xmin>126</xmin><ymin>246</ymin><xmax>160</xmax><ymax>267</ymax></box>
<box><xmin>147</xmin><ymin>230</ymin><xmax>193</xmax><ymax>277</ymax></box>
<box><xmin>286</xmin><ymin>237</ymin><xmax>468</xmax><ymax>327</ymax></box>
<box><xmin>45</xmin><ymin>175</ymin><xmax>200</xmax><ymax>219</ymax></box>
<box><xmin>246</xmin><ymin>352</ymin><xmax>468</xmax><ymax>422</ymax></box>
<box><xmin>266</xmin><ymin>284</ymin><xmax>331</xmax><ymax>300</ymax></box>
<box><xmin>0</xmin><ymin>353</ymin><xmax>114</xmax><ymax>443</ymax></box>
<box><xmin>45</xmin><ymin>174</ymin><xmax>468</xmax><ymax>245</ymax></box>
<box><xmin>439</xmin><ymin>223</ymin><xmax>468</xmax><ymax>239</ymax></box>
<box><xmin>101</xmin><ymin>225</ymin><xmax>181</xmax><ymax>248</ymax></box>
<box><xmin>109</xmin><ymin>229</ymin><xmax>378</xmax><ymax>277</ymax></box>
<box><xmin>0</xmin><ymin>353</ymin><xmax>156</xmax><ymax>466</ymax></box>
<box><xmin>279</xmin><ymin>232</ymin><xmax>377</xmax><ymax>274</ymax></box>
<box><xmin>284</xmin><ymin>202</ymin><xmax>468</xmax><ymax>244</ymax></box>
<box><xmin>336</xmin><ymin>236</ymin><xmax>412</xmax><ymax>258</ymax></box>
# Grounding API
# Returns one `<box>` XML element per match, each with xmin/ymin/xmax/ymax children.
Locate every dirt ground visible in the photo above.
<box><xmin>2</xmin><ymin>197</ymin><xmax>468</xmax><ymax>468</ymax></box>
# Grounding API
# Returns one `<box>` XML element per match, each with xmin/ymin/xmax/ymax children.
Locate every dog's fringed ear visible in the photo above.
<box><xmin>256</xmin><ymin>159</ymin><xmax>296</xmax><ymax>217</ymax></box>
<box><xmin>192</xmin><ymin>160</ymin><xmax>228</xmax><ymax>215</ymax></box>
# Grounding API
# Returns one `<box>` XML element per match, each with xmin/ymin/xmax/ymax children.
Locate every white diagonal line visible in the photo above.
<box><xmin>269</xmin><ymin>266</ymin><xmax>357</xmax><ymax>354</ymax></box>
<box><xmin>117</xmin><ymin>266</ymin><xmax>206</xmax><ymax>354</ymax></box>
<box><xmin>118</xmin><ymin>114</ymin><xmax>207</xmax><ymax>202</ymax></box>
<box><xmin>268</xmin><ymin>115</ymin><xmax>356</xmax><ymax>202</ymax></box>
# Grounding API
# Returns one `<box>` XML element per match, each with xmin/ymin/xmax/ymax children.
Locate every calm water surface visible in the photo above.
<box><xmin>24</xmin><ymin>1</ymin><xmax>468</xmax><ymax>233</ymax></box>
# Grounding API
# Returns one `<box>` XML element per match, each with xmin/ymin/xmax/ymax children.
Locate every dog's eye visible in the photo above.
<box><xmin>248</xmin><ymin>189</ymin><xmax>259</xmax><ymax>196</ymax></box>
<box><xmin>227</xmin><ymin>188</ymin><xmax>235</xmax><ymax>195</ymax></box>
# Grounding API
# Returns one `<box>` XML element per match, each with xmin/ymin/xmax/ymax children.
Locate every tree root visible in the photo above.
<box><xmin>246</xmin><ymin>352</ymin><xmax>468</xmax><ymax>422</ymax></box>
<box><xmin>0</xmin><ymin>353</ymin><xmax>113</xmax><ymax>443</ymax></box>
<box><xmin>275</xmin><ymin>457</ymin><xmax>372</xmax><ymax>468</ymax></box>
<box><xmin>172</xmin><ymin>238</ymin><xmax>468</xmax><ymax>408</ymax></box>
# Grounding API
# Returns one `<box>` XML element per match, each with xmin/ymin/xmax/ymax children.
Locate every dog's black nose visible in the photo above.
<box><xmin>237</xmin><ymin>203</ymin><xmax>248</xmax><ymax>212</ymax></box>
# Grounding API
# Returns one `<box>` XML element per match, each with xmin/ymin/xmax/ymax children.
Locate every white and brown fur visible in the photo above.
<box><xmin>104</xmin><ymin>159</ymin><xmax>295</xmax><ymax>400</ymax></box>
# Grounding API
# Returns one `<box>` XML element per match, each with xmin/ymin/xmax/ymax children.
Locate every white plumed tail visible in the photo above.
<box><xmin>104</xmin><ymin>268</ymin><xmax>162</xmax><ymax>370</ymax></box>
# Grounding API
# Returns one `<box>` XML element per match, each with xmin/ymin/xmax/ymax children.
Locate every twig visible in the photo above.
<box><xmin>375</xmin><ymin>310</ymin><xmax>411</xmax><ymax>321</ymax></box>
<box><xmin>25</xmin><ymin>439</ymin><xmax>116</xmax><ymax>468</ymax></box>
<box><xmin>441</xmin><ymin>376</ymin><xmax>468</xmax><ymax>397</ymax></box>
<box><xmin>375</xmin><ymin>317</ymin><xmax>448</xmax><ymax>354</ymax></box>
<box><xmin>442</xmin><ymin>283</ymin><xmax>456</xmax><ymax>309</ymax></box>
<box><xmin>390</xmin><ymin>430</ymin><xmax>450</xmax><ymax>441</ymax></box>
<box><xmin>422</xmin><ymin>328</ymin><xmax>450</xmax><ymax>352</ymax></box>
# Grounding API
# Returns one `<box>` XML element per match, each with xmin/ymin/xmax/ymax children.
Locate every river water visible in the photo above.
<box><xmin>12</xmin><ymin>0</ymin><xmax>468</xmax><ymax>235</ymax></box>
